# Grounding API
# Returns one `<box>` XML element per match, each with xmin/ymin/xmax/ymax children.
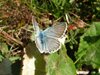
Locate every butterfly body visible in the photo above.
<box><xmin>32</xmin><ymin>16</ymin><xmax>67</xmax><ymax>53</ymax></box>
<box><xmin>38</xmin><ymin>31</ymin><xmax>49</xmax><ymax>47</ymax></box>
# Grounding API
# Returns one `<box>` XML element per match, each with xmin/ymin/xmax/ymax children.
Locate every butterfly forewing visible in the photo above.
<box><xmin>32</xmin><ymin>16</ymin><xmax>40</xmax><ymax>35</ymax></box>
<box><xmin>43</xmin><ymin>22</ymin><xmax>67</xmax><ymax>38</ymax></box>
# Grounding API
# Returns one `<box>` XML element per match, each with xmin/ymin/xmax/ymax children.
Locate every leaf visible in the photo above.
<box><xmin>22</xmin><ymin>42</ymin><xmax>46</xmax><ymax>75</ymax></box>
<box><xmin>0</xmin><ymin>42</ymin><xmax>8</xmax><ymax>54</ymax></box>
<box><xmin>0</xmin><ymin>58</ymin><xmax>12</xmax><ymax>75</ymax></box>
<box><xmin>69</xmin><ymin>0</ymin><xmax>74</xmax><ymax>3</ymax></box>
<box><xmin>30</xmin><ymin>31</ymin><xmax>35</xmax><ymax>41</ymax></box>
<box><xmin>45</xmin><ymin>45</ymin><xmax>76</xmax><ymax>75</ymax></box>
<box><xmin>75</xmin><ymin>22</ymin><xmax>100</xmax><ymax>68</ymax></box>
<box><xmin>9</xmin><ymin>56</ymin><xmax>21</xmax><ymax>63</ymax></box>
<box><xmin>0</xmin><ymin>54</ymin><xmax>4</xmax><ymax>62</ymax></box>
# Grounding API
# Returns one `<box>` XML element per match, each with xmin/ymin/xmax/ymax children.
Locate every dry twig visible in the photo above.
<box><xmin>0</xmin><ymin>28</ymin><xmax>23</xmax><ymax>46</ymax></box>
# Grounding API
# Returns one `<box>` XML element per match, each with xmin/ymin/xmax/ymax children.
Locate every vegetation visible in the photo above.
<box><xmin>0</xmin><ymin>0</ymin><xmax>100</xmax><ymax>75</ymax></box>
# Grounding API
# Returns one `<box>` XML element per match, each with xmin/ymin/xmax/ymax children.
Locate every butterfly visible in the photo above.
<box><xmin>32</xmin><ymin>16</ymin><xmax>67</xmax><ymax>53</ymax></box>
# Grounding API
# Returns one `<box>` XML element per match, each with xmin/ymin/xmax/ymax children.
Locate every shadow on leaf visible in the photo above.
<box><xmin>25</xmin><ymin>42</ymin><xmax>46</xmax><ymax>75</ymax></box>
<box><xmin>83</xmin><ymin>35</ymin><xmax>100</xmax><ymax>44</ymax></box>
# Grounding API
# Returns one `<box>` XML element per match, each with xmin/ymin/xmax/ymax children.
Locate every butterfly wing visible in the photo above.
<box><xmin>35</xmin><ymin>35</ymin><xmax>61</xmax><ymax>53</ymax></box>
<box><xmin>43</xmin><ymin>22</ymin><xmax>67</xmax><ymax>38</ymax></box>
<box><xmin>35</xmin><ymin>34</ymin><xmax>43</xmax><ymax>53</ymax></box>
<box><xmin>43</xmin><ymin>36</ymin><xmax>61</xmax><ymax>53</ymax></box>
<box><xmin>35</xmin><ymin>22</ymin><xmax>67</xmax><ymax>53</ymax></box>
<box><xmin>32</xmin><ymin>16</ymin><xmax>40</xmax><ymax>35</ymax></box>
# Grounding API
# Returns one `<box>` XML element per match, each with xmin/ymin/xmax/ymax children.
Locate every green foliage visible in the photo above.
<box><xmin>0</xmin><ymin>42</ymin><xmax>8</xmax><ymax>62</ymax></box>
<box><xmin>26</xmin><ymin>0</ymin><xmax>72</xmax><ymax>18</ymax></box>
<box><xmin>0</xmin><ymin>0</ymin><xmax>100</xmax><ymax>74</ymax></box>
<box><xmin>75</xmin><ymin>22</ymin><xmax>100</xmax><ymax>68</ymax></box>
<box><xmin>0</xmin><ymin>42</ymin><xmax>21</xmax><ymax>63</ymax></box>
<box><xmin>0</xmin><ymin>43</ymin><xmax>8</xmax><ymax>54</ymax></box>
<box><xmin>0</xmin><ymin>53</ymin><xmax>4</xmax><ymax>62</ymax></box>
<box><xmin>9</xmin><ymin>56</ymin><xmax>21</xmax><ymax>63</ymax></box>
<box><xmin>75</xmin><ymin>0</ymin><xmax>100</xmax><ymax>22</ymax></box>
<box><xmin>46</xmin><ymin>45</ymin><xmax>76</xmax><ymax>75</ymax></box>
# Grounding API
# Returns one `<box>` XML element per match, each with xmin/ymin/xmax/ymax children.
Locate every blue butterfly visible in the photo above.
<box><xmin>32</xmin><ymin>16</ymin><xmax>67</xmax><ymax>53</ymax></box>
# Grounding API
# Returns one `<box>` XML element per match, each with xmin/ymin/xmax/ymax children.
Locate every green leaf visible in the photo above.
<box><xmin>46</xmin><ymin>45</ymin><xmax>76</xmax><ymax>75</ymax></box>
<box><xmin>0</xmin><ymin>42</ymin><xmax>8</xmax><ymax>54</ymax></box>
<box><xmin>75</xmin><ymin>22</ymin><xmax>100</xmax><ymax>68</ymax></box>
<box><xmin>25</xmin><ymin>42</ymin><xmax>46</xmax><ymax>75</ymax></box>
<box><xmin>0</xmin><ymin>58</ymin><xmax>12</xmax><ymax>75</ymax></box>
<box><xmin>30</xmin><ymin>31</ymin><xmax>35</xmax><ymax>41</ymax></box>
<box><xmin>9</xmin><ymin>56</ymin><xmax>21</xmax><ymax>63</ymax></box>
<box><xmin>0</xmin><ymin>54</ymin><xmax>4</xmax><ymax>62</ymax></box>
<box><xmin>69</xmin><ymin>0</ymin><xmax>74</xmax><ymax>3</ymax></box>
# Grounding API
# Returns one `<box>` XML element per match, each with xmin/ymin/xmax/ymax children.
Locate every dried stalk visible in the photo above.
<box><xmin>0</xmin><ymin>28</ymin><xmax>23</xmax><ymax>46</ymax></box>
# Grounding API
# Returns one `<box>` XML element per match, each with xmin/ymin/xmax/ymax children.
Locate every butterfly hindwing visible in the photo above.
<box><xmin>35</xmin><ymin>33</ymin><xmax>61</xmax><ymax>53</ymax></box>
<box><xmin>43</xmin><ymin>36</ymin><xmax>61</xmax><ymax>53</ymax></box>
